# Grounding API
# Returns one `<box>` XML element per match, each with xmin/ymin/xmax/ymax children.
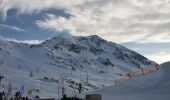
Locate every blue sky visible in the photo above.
<box><xmin>0</xmin><ymin>0</ymin><xmax>170</xmax><ymax>63</ymax></box>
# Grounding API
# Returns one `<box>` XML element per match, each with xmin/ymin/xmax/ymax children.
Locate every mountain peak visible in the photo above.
<box><xmin>44</xmin><ymin>34</ymin><xmax>107</xmax><ymax>47</ymax></box>
<box><xmin>57</xmin><ymin>33</ymin><xmax>73</xmax><ymax>38</ymax></box>
<box><xmin>51</xmin><ymin>33</ymin><xmax>74</xmax><ymax>40</ymax></box>
<box><xmin>88</xmin><ymin>35</ymin><xmax>100</xmax><ymax>38</ymax></box>
<box><xmin>86</xmin><ymin>35</ymin><xmax>103</xmax><ymax>40</ymax></box>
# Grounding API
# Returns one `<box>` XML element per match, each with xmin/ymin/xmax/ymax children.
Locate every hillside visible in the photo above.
<box><xmin>0</xmin><ymin>34</ymin><xmax>157</xmax><ymax>98</ymax></box>
<box><xmin>94</xmin><ymin>61</ymin><xmax>170</xmax><ymax>100</ymax></box>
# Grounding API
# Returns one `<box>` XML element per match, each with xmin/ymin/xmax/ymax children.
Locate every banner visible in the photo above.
<box><xmin>27</xmin><ymin>89</ymin><xmax>32</xmax><ymax>96</ymax></box>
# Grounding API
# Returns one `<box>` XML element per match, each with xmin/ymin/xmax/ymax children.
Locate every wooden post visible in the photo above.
<box><xmin>58</xmin><ymin>77</ymin><xmax>60</xmax><ymax>100</ymax></box>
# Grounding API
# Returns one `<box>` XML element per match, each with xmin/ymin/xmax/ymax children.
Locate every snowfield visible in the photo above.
<box><xmin>93</xmin><ymin>61</ymin><xmax>170</xmax><ymax>100</ymax></box>
<box><xmin>0</xmin><ymin>34</ymin><xmax>158</xmax><ymax>99</ymax></box>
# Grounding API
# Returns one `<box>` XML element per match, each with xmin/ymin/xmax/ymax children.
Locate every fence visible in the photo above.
<box><xmin>115</xmin><ymin>64</ymin><xmax>160</xmax><ymax>85</ymax></box>
<box><xmin>86</xmin><ymin>94</ymin><xmax>102</xmax><ymax>100</ymax></box>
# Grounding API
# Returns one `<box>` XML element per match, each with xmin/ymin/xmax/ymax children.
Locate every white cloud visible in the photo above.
<box><xmin>0</xmin><ymin>35</ymin><xmax>43</xmax><ymax>44</ymax></box>
<box><xmin>14</xmin><ymin>40</ymin><xmax>43</xmax><ymax>44</ymax></box>
<box><xmin>137</xmin><ymin>32</ymin><xmax>170</xmax><ymax>43</ymax></box>
<box><xmin>0</xmin><ymin>24</ymin><xmax>25</xmax><ymax>32</ymax></box>
<box><xmin>0</xmin><ymin>0</ymin><xmax>92</xmax><ymax>20</ymax></box>
<box><xmin>35</xmin><ymin>0</ymin><xmax>170</xmax><ymax>43</ymax></box>
<box><xmin>1</xmin><ymin>0</ymin><xmax>170</xmax><ymax>44</ymax></box>
<box><xmin>147</xmin><ymin>52</ymin><xmax>170</xmax><ymax>64</ymax></box>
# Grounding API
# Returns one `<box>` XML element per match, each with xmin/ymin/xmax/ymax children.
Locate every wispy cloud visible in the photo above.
<box><xmin>137</xmin><ymin>32</ymin><xmax>170</xmax><ymax>43</ymax></box>
<box><xmin>0</xmin><ymin>0</ymin><xmax>87</xmax><ymax>20</ymax></box>
<box><xmin>0</xmin><ymin>0</ymin><xmax>170</xmax><ymax>43</ymax></box>
<box><xmin>34</xmin><ymin>0</ymin><xmax>170</xmax><ymax>43</ymax></box>
<box><xmin>0</xmin><ymin>35</ymin><xmax>43</xmax><ymax>44</ymax></box>
<box><xmin>13</xmin><ymin>39</ymin><xmax>43</xmax><ymax>44</ymax></box>
<box><xmin>0</xmin><ymin>24</ymin><xmax>25</xmax><ymax>32</ymax></box>
<box><xmin>1</xmin><ymin>0</ymin><xmax>170</xmax><ymax>43</ymax></box>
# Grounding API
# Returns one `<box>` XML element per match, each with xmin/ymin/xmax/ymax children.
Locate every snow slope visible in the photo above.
<box><xmin>0</xmin><ymin>34</ymin><xmax>157</xmax><ymax>98</ymax></box>
<box><xmin>94</xmin><ymin>61</ymin><xmax>170</xmax><ymax>100</ymax></box>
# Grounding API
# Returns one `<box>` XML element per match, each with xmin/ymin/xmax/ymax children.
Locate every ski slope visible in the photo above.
<box><xmin>0</xmin><ymin>34</ymin><xmax>157</xmax><ymax>98</ymax></box>
<box><xmin>94</xmin><ymin>61</ymin><xmax>170</xmax><ymax>100</ymax></box>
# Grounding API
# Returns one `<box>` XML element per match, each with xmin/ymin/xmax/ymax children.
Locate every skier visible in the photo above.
<box><xmin>25</xmin><ymin>96</ymin><xmax>29</xmax><ymax>100</ymax></box>
<box><xmin>62</xmin><ymin>87</ymin><xmax>65</xmax><ymax>96</ymax></box>
<box><xmin>61</xmin><ymin>94</ymin><xmax>67</xmax><ymax>100</ymax></box>
<box><xmin>2</xmin><ymin>91</ymin><xmax>6</xmax><ymax>100</ymax></box>
<box><xmin>0</xmin><ymin>91</ymin><xmax>6</xmax><ymax>100</ymax></box>
<box><xmin>156</xmin><ymin>64</ymin><xmax>160</xmax><ymax>70</ymax></box>
<box><xmin>0</xmin><ymin>92</ymin><xmax>3</xmax><ymax>100</ymax></box>
<box><xmin>14</xmin><ymin>92</ymin><xmax>19</xmax><ymax>100</ymax></box>
<box><xmin>141</xmin><ymin>68</ymin><xmax>144</xmax><ymax>75</ymax></box>
<box><xmin>127</xmin><ymin>73</ymin><xmax>131</xmax><ymax>79</ymax></box>
<box><xmin>78</xmin><ymin>83</ymin><xmax>82</xmax><ymax>93</ymax></box>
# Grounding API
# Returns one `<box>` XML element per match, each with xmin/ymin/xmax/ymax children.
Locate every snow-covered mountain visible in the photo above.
<box><xmin>0</xmin><ymin>34</ymin><xmax>157</xmax><ymax>98</ymax></box>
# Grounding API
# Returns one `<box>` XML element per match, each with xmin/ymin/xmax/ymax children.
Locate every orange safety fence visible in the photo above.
<box><xmin>115</xmin><ymin>64</ymin><xmax>160</xmax><ymax>85</ymax></box>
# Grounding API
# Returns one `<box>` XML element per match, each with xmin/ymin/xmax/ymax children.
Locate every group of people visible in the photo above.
<box><xmin>0</xmin><ymin>91</ymin><xmax>5</xmax><ymax>100</ymax></box>
<box><xmin>61</xmin><ymin>83</ymin><xmax>83</xmax><ymax>100</ymax></box>
<box><xmin>0</xmin><ymin>91</ymin><xmax>30</xmax><ymax>100</ymax></box>
<box><xmin>1</xmin><ymin>83</ymin><xmax>83</xmax><ymax>100</ymax></box>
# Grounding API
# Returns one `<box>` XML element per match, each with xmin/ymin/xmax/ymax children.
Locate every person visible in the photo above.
<box><xmin>14</xmin><ymin>91</ymin><xmax>22</xmax><ymax>100</ymax></box>
<box><xmin>62</xmin><ymin>87</ymin><xmax>65</xmax><ymax>96</ymax></box>
<box><xmin>78</xmin><ymin>83</ymin><xmax>82</xmax><ymax>93</ymax></box>
<box><xmin>0</xmin><ymin>91</ymin><xmax>6</xmax><ymax>100</ymax></box>
<box><xmin>0</xmin><ymin>92</ymin><xmax>3</xmax><ymax>100</ymax></box>
<box><xmin>14</xmin><ymin>92</ymin><xmax>19</xmax><ymax>100</ymax></box>
<box><xmin>25</xmin><ymin>96</ymin><xmax>29</xmax><ymax>100</ymax></box>
<box><xmin>22</xmin><ymin>97</ymin><xmax>25</xmax><ymax>100</ymax></box>
<box><xmin>10</xmin><ymin>98</ymin><xmax>13</xmax><ymax>100</ymax></box>
<box><xmin>156</xmin><ymin>64</ymin><xmax>160</xmax><ymax>70</ymax></box>
<box><xmin>61</xmin><ymin>94</ymin><xmax>67</xmax><ymax>100</ymax></box>
<box><xmin>34</xmin><ymin>95</ymin><xmax>39</xmax><ymax>100</ymax></box>
<box><xmin>2</xmin><ymin>91</ymin><xmax>6</xmax><ymax>100</ymax></box>
<box><xmin>127</xmin><ymin>73</ymin><xmax>131</xmax><ymax>79</ymax></box>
